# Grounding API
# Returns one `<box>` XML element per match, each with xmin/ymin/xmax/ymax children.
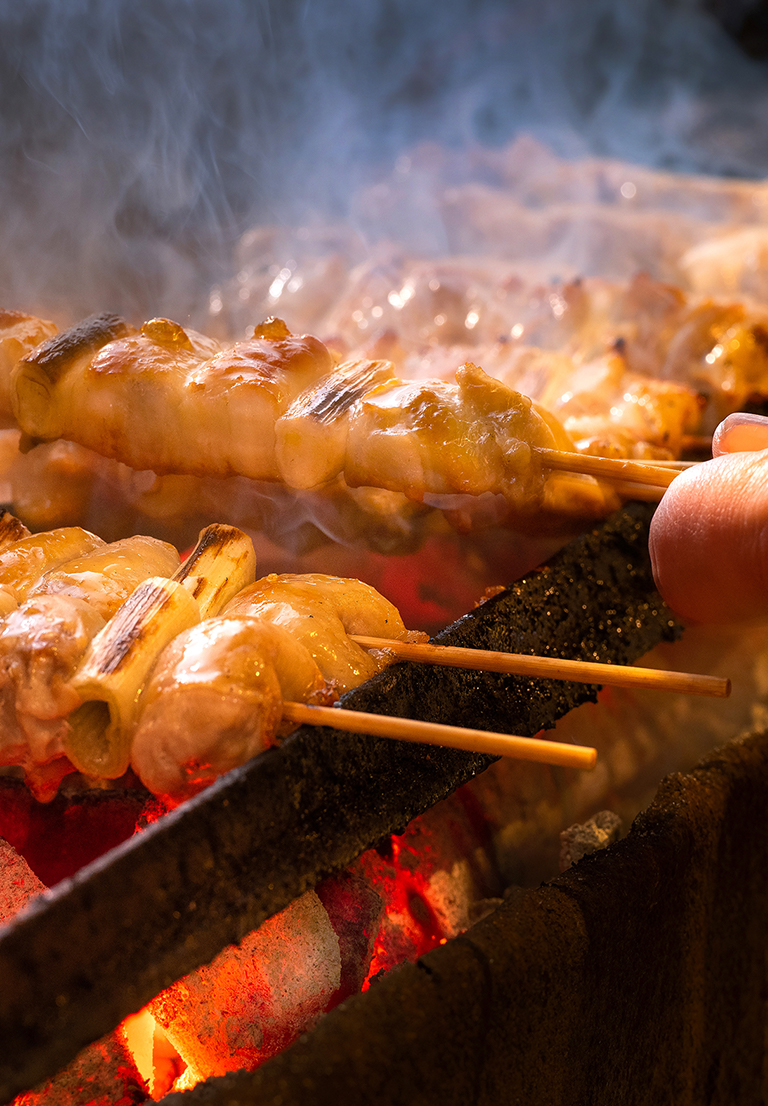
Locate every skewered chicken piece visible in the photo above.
<box><xmin>514</xmin><ymin>351</ymin><xmax>706</xmax><ymax>459</ymax></box>
<box><xmin>224</xmin><ymin>572</ymin><xmax>416</xmax><ymax>692</ymax></box>
<box><xmin>129</xmin><ymin>619</ymin><xmax>325</xmax><ymax>804</ymax></box>
<box><xmin>0</xmin><ymin>526</ymin><xmax>106</xmax><ymax>615</ymax></box>
<box><xmin>0</xmin><ymin>510</ymin><xmax>30</xmax><ymax>551</ymax></box>
<box><xmin>131</xmin><ymin>572</ymin><xmax>417</xmax><ymax>803</ymax></box>
<box><xmin>0</xmin><ymin>534</ymin><xmax>180</xmax><ymax>800</ymax></box>
<box><xmin>13</xmin><ymin>313</ymin><xmax>334</xmax><ymax>480</ymax></box>
<box><xmin>342</xmin><ymin>362</ymin><xmax>561</xmax><ymax>512</ymax></box>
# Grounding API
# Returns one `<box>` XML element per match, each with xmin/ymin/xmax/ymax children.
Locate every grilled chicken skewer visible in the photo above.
<box><xmin>0</xmin><ymin>516</ymin><xmax>728</xmax><ymax>803</ymax></box>
<box><xmin>6</xmin><ymin>270</ymin><xmax>768</xmax><ymax>546</ymax></box>
<box><xmin>0</xmin><ymin>520</ymin><xmax>252</xmax><ymax>798</ymax></box>
<box><xmin>10</xmin><ymin>313</ymin><xmax>624</xmax><ymax>518</ymax></box>
<box><xmin>1</xmin><ymin>307</ymin><xmax>711</xmax><ymax>555</ymax></box>
<box><xmin>129</xmin><ymin>569</ymin><xmax>726</xmax><ymax>804</ymax></box>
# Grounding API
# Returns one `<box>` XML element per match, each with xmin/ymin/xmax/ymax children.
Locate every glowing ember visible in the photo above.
<box><xmin>148</xmin><ymin>890</ymin><xmax>341</xmax><ymax>1086</ymax></box>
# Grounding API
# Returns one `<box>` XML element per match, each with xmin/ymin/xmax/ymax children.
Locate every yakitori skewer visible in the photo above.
<box><xmin>350</xmin><ymin>636</ymin><xmax>731</xmax><ymax>699</ymax></box>
<box><xmin>11</xmin><ymin>314</ymin><xmax>694</xmax><ymax>525</ymax></box>
<box><xmin>281</xmin><ymin>702</ymin><xmax>597</xmax><ymax>770</ymax></box>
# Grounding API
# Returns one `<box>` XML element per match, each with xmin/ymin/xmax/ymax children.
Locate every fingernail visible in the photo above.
<box><xmin>713</xmin><ymin>412</ymin><xmax>768</xmax><ymax>456</ymax></box>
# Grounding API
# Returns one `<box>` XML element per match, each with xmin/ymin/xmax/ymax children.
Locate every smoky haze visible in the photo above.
<box><xmin>0</xmin><ymin>0</ymin><xmax>767</xmax><ymax>324</ymax></box>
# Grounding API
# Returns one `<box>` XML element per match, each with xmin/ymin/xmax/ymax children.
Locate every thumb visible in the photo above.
<box><xmin>649</xmin><ymin>447</ymin><xmax>768</xmax><ymax>623</ymax></box>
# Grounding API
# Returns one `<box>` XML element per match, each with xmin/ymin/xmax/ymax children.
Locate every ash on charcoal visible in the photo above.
<box><xmin>149</xmin><ymin>891</ymin><xmax>340</xmax><ymax>1080</ymax></box>
<box><xmin>558</xmin><ymin>809</ymin><xmax>623</xmax><ymax>872</ymax></box>
<box><xmin>0</xmin><ymin>839</ymin><xmax>43</xmax><ymax>923</ymax></box>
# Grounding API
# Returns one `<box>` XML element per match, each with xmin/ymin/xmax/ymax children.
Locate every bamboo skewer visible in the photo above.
<box><xmin>350</xmin><ymin>636</ymin><xmax>731</xmax><ymax>699</ymax></box>
<box><xmin>281</xmin><ymin>701</ymin><xmax>597</xmax><ymax>770</ymax></box>
<box><xmin>538</xmin><ymin>447</ymin><xmax>680</xmax><ymax>489</ymax></box>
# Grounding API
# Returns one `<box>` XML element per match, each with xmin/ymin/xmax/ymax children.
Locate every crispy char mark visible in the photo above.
<box><xmin>0</xmin><ymin>511</ymin><xmax>30</xmax><ymax>550</ymax></box>
<box><xmin>23</xmin><ymin>314</ymin><xmax>133</xmax><ymax>385</ymax></box>
<box><xmin>171</xmin><ymin>519</ymin><xmax>255</xmax><ymax>610</ymax></box>
<box><xmin>306</xmin><ymin>360</ymin><xmax>395</xmax><ymax>423</ymax></box>
<box><xmin>174</xmin><ymin>524</ymin><xmax>232</xmax><ymax>582</ymax></box>
<box><xmin>95</xmin><ymin>582</ymin><xmax>178</xmax><ymax>677</ymax></box>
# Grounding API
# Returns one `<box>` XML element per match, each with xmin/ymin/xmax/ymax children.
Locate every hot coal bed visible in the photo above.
<box><xmin>0</xmin><ymin>501</ymin><xmax>765</xmax><ymax>1105</ymax></box>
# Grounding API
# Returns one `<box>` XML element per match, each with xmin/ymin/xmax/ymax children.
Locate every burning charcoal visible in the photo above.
<box><xmin>0</xmin><ymin>838</ymin><xmax>43</xmax><ymax>922</ymax></box>
<box><xmin>12</xmin><ymin>1034</ymin><xmax>148</xmax><ymax>1106</ymax></box>
<box><xmin>315</xmin><ymin>868</ymin><xmax>384</xmax><ymax>1003</ymax></box>
<box><xmin>148</xmin><ymin>890</ymin><xmax>341</xmax><ymax>1082</ymax></box>
<box><xmin>558</xmin><ymin>809</ymin><xmax>623</xmax><ymax>871</ymax></box>
<box><xmin>0</xmin><ymin>837</ymin><xmax>148</xmax><ymax>1105</ymax></box>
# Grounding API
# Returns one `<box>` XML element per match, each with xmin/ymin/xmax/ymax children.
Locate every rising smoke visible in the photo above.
<box><xmin>0</xmin><ymin>0</ymin><xmax>766</xmax><ymax>323</ymax></box>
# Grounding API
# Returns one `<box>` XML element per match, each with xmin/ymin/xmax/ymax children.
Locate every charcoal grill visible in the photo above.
<box><xmin>0</xmin><ymin>502</ymin><xmax>688</xmax><ymax>1102</ymax></box>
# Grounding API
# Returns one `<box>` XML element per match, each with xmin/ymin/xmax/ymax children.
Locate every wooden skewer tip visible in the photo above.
<box><xmin>282</xmin><ymin>701</ymin><xmax>597</xmax><ymax>771</ymax></box>
<box><xmin>351</xmin><ymin>637</ymin><xmax>731</xmax><ymax>699</ymax></box>
<box><xmin>537</xmin><ymin>447</ymin><xmax>680</xmax><ymax>489</ymax></box>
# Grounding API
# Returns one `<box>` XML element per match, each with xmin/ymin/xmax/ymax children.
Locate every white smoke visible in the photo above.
<box><xmin>0</xmin><ymin>0</ymin><xmax>766</xmax><ymax>323</ymax></box>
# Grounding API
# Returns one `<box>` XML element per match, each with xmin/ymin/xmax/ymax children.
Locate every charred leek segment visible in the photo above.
<box><xmin>67</xmin><ymin>578</ymin><xmax>202</xmax><ymax>778</ymax></box>
<box><xmin>65</xmin><ymin>524</ymin><xmax>257</xmax><ymax>778</ymax></box>
<box><xmin>275</xmin><ymin>358</ymin><xmax>396</xmax><ymax>489</ymax></box>
<box><xmin>11</xmin><ymin>313</ymin><xmax>133</xmax><ymax>445</ymax></box>
<box><xmin>173</xmin><ymin>523</ymin><xmax>257</xmax><ymax>618</ymax></box>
